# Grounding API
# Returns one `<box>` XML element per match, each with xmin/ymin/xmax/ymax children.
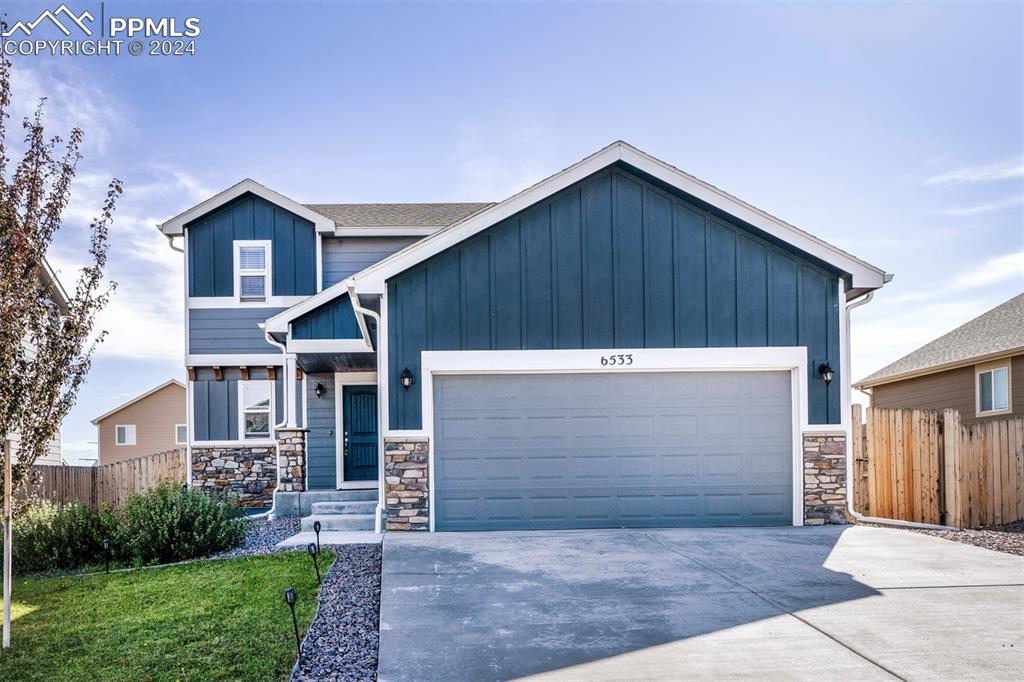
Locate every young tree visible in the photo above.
<box><xmin>0</xmin><ymin>51</ymin><xmax>120</xmax><ymax>647</ymax></box>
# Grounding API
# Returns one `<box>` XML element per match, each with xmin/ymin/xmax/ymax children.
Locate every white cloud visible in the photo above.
<box><xmin>926</xmin><ymin>159</ymin><xmax>1024</xmax><ymax>185</ymax></box>
<box><xmin>454</xmin><ymin>119</ymin><xmax>555</xmax><ymax>200</ymax></box>
<box><xmin>935</xmin><ymin>195</ymin><xmax>1023</xmax><ymax>217</ymax></box>
<box><xmin>950</xmin><ymin>250</ymin><xmax>1024</xmax><ymax>291</ymax></box>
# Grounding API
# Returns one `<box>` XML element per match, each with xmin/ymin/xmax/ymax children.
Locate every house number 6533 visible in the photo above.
<box><xmin>600</xmin><ymin>354</ymin><xmax>633</xmax><ymax>366</ymax></box>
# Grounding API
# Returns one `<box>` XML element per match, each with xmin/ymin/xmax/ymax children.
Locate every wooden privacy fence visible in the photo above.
<box><xmin>852</xmin><ymin>405</ymin><xmax>1024</xmax><ymax>528</ymax></box>
<box><xmin>21</xmin><ymin>448</ymin><xmax>188</xmax><ymax>509</ymax></box>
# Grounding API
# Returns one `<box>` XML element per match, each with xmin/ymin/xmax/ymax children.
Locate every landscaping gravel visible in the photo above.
<box><xmin>211</xmin><ymin>516</ymin><xmax>301</xmax><ymax>559</ymax></box>
<box><xmin>292</xmin><ymin>544</ymin><xmax>382</xmax><ymax>682</ymax></box>
<box><xmin>909</xmin><ymin>520</ymin><xmax>1024</xmax><ymax>557</ymax></box>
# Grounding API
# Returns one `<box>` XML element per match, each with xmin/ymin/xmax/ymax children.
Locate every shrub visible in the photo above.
<box><xmin>115</xmin><ymin>481</ymin><xmax>247</xmax><ymax>565</ymax></box>
<box><xmin>11</xmin><ymin>500</ymin><xmax>105</xmax><ymax>572</ymax></box>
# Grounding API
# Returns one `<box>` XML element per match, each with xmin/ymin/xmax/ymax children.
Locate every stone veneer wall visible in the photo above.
<box><xmin>276</xmin><ymin>428</ymin><xmax>308</xmax><ymax>493</ymax></box>
<box><xmin>384</xmin><ymin>438</ymin><xmax>429</xmax><ymax>531</ymax></box>
<box><xmin>803</xmin><ymin>431</ymin><xmax>850</xmax><ymax>525</ymax></box>
<box><xmin>191</xmin><ymin>446</ymin><xmax>276</xmax><ymax>508</ymax></box>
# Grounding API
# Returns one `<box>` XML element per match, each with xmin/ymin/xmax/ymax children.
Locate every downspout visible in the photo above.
<box><xmin>843</xmin><ymin>289</ymin><xmax>957</xmax><ymax>530</ymax></box>
<box><xmin>165</xmin><ymin>234</ymin><xmax>184</xmax><ymax>253</ymax></box>
<box><xmin>346</xmin><ymin>280</ymin><xmax>385</xmax><ymax>534</ymax></box>
<box><xmin>263</xmin><ymin>326</ymin><xmax>290</xmax><ymax>519</ymax></box>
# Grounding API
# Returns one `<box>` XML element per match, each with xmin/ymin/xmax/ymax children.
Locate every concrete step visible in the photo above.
<box><xmin>329</xmin><ymin>489</ymin><xmax>378</xmax><ymax>502</ymax></box>
<box><xmin>310</xmin><ymin>500</ymin><xmax>377</xmax><ymax>515</ymax></box>
<box><xmin>301</xmin><ymin>513</ymin><xmax>375</xmax><ymax>532</ymax></box>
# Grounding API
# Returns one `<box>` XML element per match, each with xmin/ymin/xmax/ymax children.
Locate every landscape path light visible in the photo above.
<box><xmin>283</xmin><ymin>587</ymin><xmax>300</xmax><ymax>656</ymax></box>
<box><xmin>307</xmin><ymin>542</ymin><xmax>321</xmax><ymax>585</ymax></box>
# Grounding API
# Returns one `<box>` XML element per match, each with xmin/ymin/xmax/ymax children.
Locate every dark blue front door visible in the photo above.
<box><xmin>343</xmin><ymin>385</ymin><xmax>378</xmax><ymax>482</ymax></box>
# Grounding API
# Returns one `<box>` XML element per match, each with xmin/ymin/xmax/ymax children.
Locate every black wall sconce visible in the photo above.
<box><xmin>400</xmin><ymin>367</ymin><xmax>414</xmax><ymax>391</ymax></box>
<box><xmin>818</xmin><ymin>362</ymin><xmax>834</xmax><ymax>386</ymax></box>
<box><xmin>314</xmin><ymin>382</ymin><xmax>325</xmax><ymax>399</ymax></box>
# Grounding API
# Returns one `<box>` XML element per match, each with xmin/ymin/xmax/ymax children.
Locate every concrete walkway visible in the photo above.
<box><xmin>378</xmin><ymin>526</ymin><xmax>1024</xmax><ymax>681</ymax></box>
<box><xmin>275</xmin><ymin>530</ymin><xmax>381</xmax><ymax>549</ymax></box>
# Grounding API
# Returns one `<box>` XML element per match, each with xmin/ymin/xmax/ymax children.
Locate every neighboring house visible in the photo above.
<box><xmin>855</xmin><ymin>293</ymin><xmax>1023</xmax><ymax>423</ymax></box>
<box><xmin>10</xmin><ymin>257</ymin><xmax>68</xmax><ymax>466</ymax></box>
<box><xmin>90</xmin><ymin>380</ymin><xmax>187</xmax><ymax>465</ymax></box>
<box><xmin>158</xmin><ymin>141</ymin><xmax>890</xmax><ymax>529</ymax></box>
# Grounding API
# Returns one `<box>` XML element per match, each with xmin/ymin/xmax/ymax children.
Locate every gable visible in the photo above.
<box><xmin>292</xmin><ymin>293</ymin><xmax>364</xmax><ymax>340</ymax></box>
<box><xmin>386</xmin><ymin>166</ymin><xmax>842</xmax><ymax>429</ymax></box>
<box><xmin>187</xmin><ymin>193</ymin><xmax>317</xmax><ymax>297</ymax></box>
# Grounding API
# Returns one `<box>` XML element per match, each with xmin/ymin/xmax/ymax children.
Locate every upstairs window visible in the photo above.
<box><xmin>240</xmin><ymin>380</ymin><xmax>273</xmax><ymax>439</ymax></box>
<box><xmin>115</xmin><ymin>425</ymin><xmax>136</xmax><ymax>445</ymax></box>
<box><xmin>977</xmin><ymin>365</ymin><xmax>1010</xmax><ymax>415</ymax></box>
<box><xmin>234</xmin><ymin>241</ymin><xmax>271</xmax><ymax>303</ymax></box>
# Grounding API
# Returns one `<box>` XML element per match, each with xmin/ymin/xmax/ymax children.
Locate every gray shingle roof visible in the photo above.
<box><xmin>856</xmin><ymin>292</ymin><xmax>1024</xmax><ymax>387</ymax></box>
<box><xmin>304</xmin><ymin>203</ymin><xmax>493</xmax><ymax>228</ymax></box>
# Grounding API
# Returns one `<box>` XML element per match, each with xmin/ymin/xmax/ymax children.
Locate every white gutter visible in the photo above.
<box><xmin>346</xmin><ymin>280</ymin><xmax>386</xmax><ymax>534</ymax></box>
<box><xmin>164</xmin><ymin>234</ymin><xmax>185</xmax><ymax>253</ymax></box>
<box><xmin>262</xmin><ymin>325</ymin><xmax>291</xmax><ymax>520</ymax></box>
<box><xmin>843</xmin><ymin>289</ymin><xmax>959</xmax><ymax>530</ymax></box>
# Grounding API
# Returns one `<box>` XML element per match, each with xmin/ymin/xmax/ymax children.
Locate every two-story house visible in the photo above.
<box><xmin>159</xmin><ymin>141</ymin><xmax>890</xmax><ymax>533</ymax></box>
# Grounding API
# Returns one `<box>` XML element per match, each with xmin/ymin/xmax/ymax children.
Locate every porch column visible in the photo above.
<box><xmin>285</xmin><ymin>355</ymin><xmax>298</xmax><ymax>428</ymax></box>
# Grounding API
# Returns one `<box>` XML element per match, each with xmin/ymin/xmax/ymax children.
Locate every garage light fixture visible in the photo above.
<box><xmin>314</xmin><ymin>382</ymin><xmax>325</xmax><ymax>399</ymax></box>
<box><xmin>818</xmin><ymin>362</ymin><xmax>834</xmax><ymax>386</ymax></box>
<box><xmin>400</xmin><ymin>368</ymin><xmax>414</xmax><ymax>391</ymax></box>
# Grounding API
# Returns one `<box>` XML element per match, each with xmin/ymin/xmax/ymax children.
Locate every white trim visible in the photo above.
<box><xmin>91</xmin><ymin>379</ymin><xmax>185</xmax><ymax>424</ymax></box>
<box><xmin>233</xmin><ymin>240</ymin><xmax>272</xmax><ymax>304</ymax></box>
<box><xmin>114</xmin><ymin>424</ymin><xmax>136</xmax><ymax>446</ymax></box>
<box><xmin>352</xmin><ymin>141</ymin><xmax>888</xmax><ymax>293</ymax></box>
<box><xmin>334</xmin><ymin>372</ymin><xmax>379</xmax><ymax>488</ymax></box>
<box><xmin>191</xmin><ymin>439</ymin><xmax>278</xmax><ymax>448</ymax></box>
<box><xmin>333</xmin><ymin>227</ymin><xmax>441</xmax><ymax>237</ymax></box>
<box><xmin>186</xmin><ymin>354</ymin><xmax>283</xmax><ymax>366</ymax></box>
<box><xmin>411</xmin><ymin>347</ymin><xmax>810</xmax><ymax>531</ymax></box>
<box><xmin>175</xmin><ymin>424</ymin><xmax>188</xmax><ymax>445</ymax></box>
<box><xmin>975</xmin><ymin>362</ymin><xmax>1012</xmax><ymax>416</ymax></box>
<box><xmin>315</xmin><ymin>232</ymin><xmax>323</xmax><ymax>293</ymax></box>
<box><xmin>187</xmin><ymin>296</ymin><xmax>309</xmax><ymax>309</ymax></box>
<box><xmin>286</xmin><ymin>339</ymin><xmax>374</xmax><ymax>354</ymax></box>
<box><xmin>158</xmin><ymin>178</ymin><xmax>335</xmax><ymax>235</ymax></box>
<box><xmin>237</xmin><ymin>379</ymin><xmax>275</xmax><ymax>441</ymax></box>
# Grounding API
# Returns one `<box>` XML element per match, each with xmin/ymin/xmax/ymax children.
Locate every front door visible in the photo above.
<box><xmin>342</xmin><ymin>385</ymin><xmax>379</xmax><ymax>482</ymax></box>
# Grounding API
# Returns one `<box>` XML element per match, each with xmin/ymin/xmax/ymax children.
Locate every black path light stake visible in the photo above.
<box><xmin>313</xmin><ymin>520</ymin><xmax>321</xmax><ymax>553</ymax></box>
<box><xmin>284</xmin><ymin>587</ymin><xmax>301</xmax><ymax>656</ymax></box>
<box><xmin>102</xmin><ymin>537</ymin><xmax>110</xmax><ymax>574</ymax></box>
<box><xmin>307</xmin><ymin>542</ymin><xmax>321</xmax><ymax>584</ymax></box>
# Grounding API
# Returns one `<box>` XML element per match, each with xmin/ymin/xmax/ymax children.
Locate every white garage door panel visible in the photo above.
<box><xmin>433</xmin><ymin>371</ymin><xmax>794</xmax><ymax>530</ymax></box>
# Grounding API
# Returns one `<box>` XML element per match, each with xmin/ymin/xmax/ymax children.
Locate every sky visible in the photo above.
<box><xmin>2</xmin><ymin>0</ymin><xmax>1022</xmax><ymax>464</ymax></box>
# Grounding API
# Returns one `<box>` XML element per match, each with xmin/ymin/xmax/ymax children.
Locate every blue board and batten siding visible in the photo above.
<box><xmin>191</xmin><ymin>367</ymin><xmax>303</xmax><ymax>441</ymax></box>
<box><xmin>187</xmin><ymin>193</ymin><xmax>316</xmax><ymax>298</ymax></box>
<box><xmin>388</xmin><ymin>167</ymin><xmax>842</xmax><ymax>430</ymax></box>
<box><xmin>291</xmin><ymin>294</ymin><xmax>363</xmax><ymax>340</ymax></box>
<box><xmin>322</xmin><ymin>237</ymin><xmax>419</xmax><ymax>288</ymax></box>
<box><xmin>189</xmin><ymin>308</ymin><xmax>286</xmax><ymax>354</ymax></box>
<box><xmin>305</xmin><ymin>373</ymin><xmax>337</xmax><ymax>490</ymax></box>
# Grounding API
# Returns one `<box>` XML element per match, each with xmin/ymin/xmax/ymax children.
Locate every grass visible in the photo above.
<box><xmin>0</xmin><ymin>549</ymin><xmax>335</xmax><ymax>682</ymax></box>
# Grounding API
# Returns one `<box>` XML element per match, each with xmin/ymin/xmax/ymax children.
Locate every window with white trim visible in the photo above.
<box><xmin>234</xmin><ymin>241</ymin><xmax>271</xmax><ymax>303</ymax></box>
<box><xmin>175</xmin><ymin>424</ymin><xmax>188</xmax><ymax>445</ymax></box>
<box><xmin>239</xmin><ymin>380</ymin><xmax>273</xmax><ymax>439</ymax></box>
<box><xmin>115</xmin><ymin>425</ymin><xmax>136</xmax><ymax>445</ymax></box>
<box><xmin>977</xmin><ymin>365</ymin><xmax>1010</xmax><ymax>414</ymax></box>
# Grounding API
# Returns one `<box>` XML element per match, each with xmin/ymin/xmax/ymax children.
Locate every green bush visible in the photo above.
<box><xmin>11</xmin><ymin>500</ymin><xmax>105</xmax><ymax>572</ymax></box>
<box><xmin>115</xmin><ymin>481</ymin><xmax>247</xmax><ymax>566</ymax></box>
<box><xmin>4</xmin><ymin>482</ymin><xmax>247</xmax><ymax>574</ymax></box>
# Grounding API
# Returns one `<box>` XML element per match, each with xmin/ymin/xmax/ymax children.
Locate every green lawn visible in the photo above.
<box><xmin>0</xmin><ymin>550</ymin><xmax>335</xmax><ymax>681</ymax></box>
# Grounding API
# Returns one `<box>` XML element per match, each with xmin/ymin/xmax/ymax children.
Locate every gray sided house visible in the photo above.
<box><xmin>159</xmin><ymin>141</ymin><xmax>889</xmax><ymax>532</ymax></box>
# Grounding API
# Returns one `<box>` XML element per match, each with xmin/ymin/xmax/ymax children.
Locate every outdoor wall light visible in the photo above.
<box><xmin>283</xmin><ymin>587</ymin><xmax>300</xmax><ymax>656</ymax></box>
<box><xmin>314</xmin><ymin>382</ymin><xmax>325</xmax><ymax>399</ymax></box>
<box><xmin>818</xmin><ymin>363</ymin><xmax>835</xmax><ymax>386</ymax></box>
<box><xmin>307</xmin><ymin>542</ymin><xmax>321</xmax><ymax>585</ymax></box>
<box><xmin>400</xmin><ymin>367</ymin><xmax>414</xmax><ymax>391</ymax></box>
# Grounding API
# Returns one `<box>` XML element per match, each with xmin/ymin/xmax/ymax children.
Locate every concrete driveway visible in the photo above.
<box><xmin>378</xmin><ymin>526</ymin><xmax>1024</xmax><ymax>681</ymax></box>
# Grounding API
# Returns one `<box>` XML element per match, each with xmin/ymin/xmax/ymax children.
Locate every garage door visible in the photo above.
<box><xmin>432</xmin><ymin>371</ymin><xmax>793</xmax><ymax>531</ymax></box>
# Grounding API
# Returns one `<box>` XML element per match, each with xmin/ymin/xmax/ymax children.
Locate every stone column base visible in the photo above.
<box><xmin>384</xmin><ymin>438</ymin><xmax>429</xmax><ymax>531</ymax></box>
<box><xmin>276</xmin><ymin>428</ymin><xmax>308</xmax><ymax>493</ymax></box>
<box><xmin>803</xmin><ymin>431</ymin><xmax>850</xmax><ymax>525</ymax></box>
